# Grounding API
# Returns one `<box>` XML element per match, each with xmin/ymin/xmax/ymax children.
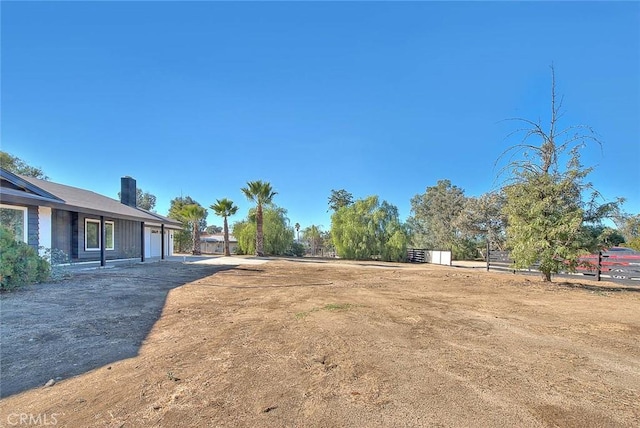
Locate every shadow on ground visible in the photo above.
<box><xmin>0</xmin><ymin>261</ymin><xmax>233</xmax><ymax>398</ymax></box>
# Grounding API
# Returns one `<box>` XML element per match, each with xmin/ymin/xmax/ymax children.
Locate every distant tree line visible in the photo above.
<box><xmin>3</xmin><ymin>64</ymin><xmax>639</xmax><ymax>284</ymax></box>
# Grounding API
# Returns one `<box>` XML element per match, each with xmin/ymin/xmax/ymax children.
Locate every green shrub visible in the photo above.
<box><xmin>0</xmin><ymin>226</ymin><xmax>50</xmax><ymax>290</ymax></box>
<box><xmin>625</xmin><ymin>237</ymin><xmax>640</xmax><ymax>252</ymax></box>
<box><xmin>42</xmin><ymin>247</ymin><xmax>73</xmax><ymax>281</ymax></box>
<box><xmin>451</xmin><ymin>238</ymin><xmax>480</xmax><ymax>261</ymax></box>
<box><xmin>288</xmin><ymin>242</ymin><xmax>306</xmax><ymax>257</ymax></box>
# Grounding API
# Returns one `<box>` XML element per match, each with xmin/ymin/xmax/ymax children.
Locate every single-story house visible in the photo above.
<box><xmin>200</xmin><ymin>233</ymin><xmax>238</xmax><ymax>255</ymax></box>
<box><xmin>0</xmin><ymin>167</ymin><xmax>182</xmax><ymax>266</ymax></box>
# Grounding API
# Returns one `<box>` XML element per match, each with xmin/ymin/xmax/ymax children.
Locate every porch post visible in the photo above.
<box><xmin>100</xmin><ymin>216</ymin><xmax>106</xmax><ymax>267</ymax></box>
<box><xmin>141</xmin><ymin>222</ymin><xmax>145</xmax><ymax>262</ymax></box>
<box><xmin>161</xmin><ymin>224</ymin><xmax>165</xmax><ymax>260</ymax></box>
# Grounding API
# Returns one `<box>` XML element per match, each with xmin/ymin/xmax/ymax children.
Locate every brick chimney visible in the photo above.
<box><xmin>120</xmin><ymin>176</ymin><xmax>137</xmax><ymax>207</ymax></box>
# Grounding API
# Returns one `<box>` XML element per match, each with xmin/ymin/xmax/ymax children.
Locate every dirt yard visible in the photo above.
<box><xmin>1</xmin><ymin>259</ymin><xmax>639</xmax><ymax>427</ymax></box>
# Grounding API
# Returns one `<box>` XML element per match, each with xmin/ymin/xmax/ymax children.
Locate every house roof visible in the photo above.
<box><xmin>0</xmin><ymin>168</ymin><xmax>181</xmax><ymax>228</ymax></box>
<box><xmin>138</xmin><ymin>208</ymin><xmax>183</xmax><ymax>229</ymax></box>
<box><xmin>201</xmin><ymin>234</ymin><xmax>237</xmax><ymax>243</ymax></box>
<box><xmin>0</xmin><ymin>186</ymin><xmax>65</xmax><ymax>205</ymax></box>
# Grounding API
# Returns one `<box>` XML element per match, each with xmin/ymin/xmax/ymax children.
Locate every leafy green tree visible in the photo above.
<box><xmin>289</xmin><ymin>242</ymin><xmax>306</xmax><ymax>257</ymax></box>
<box><xmin>498</xmin><ymin>66</ymin><xmax>620</xmax><ymax>281</ymax></box>
<box><xmin>233</xmin><ymin>206</ymin><xmax>294</xmax><ymax>256</ymax></box>
<box><xmin>179</xmin><ymin>204</ymin><xmax>207</xmax><ymax>255</ymax></box>
<box><xmin>580</xmin><ymin>225</ymin><xmax>625</xmax><ymax>249</ymax></box>
<box><xmin>232</xmin><ymin>221</ymin><xmax>253</xmax><ymax>255</ymax></box>
<box><xmin>320</xmin><ymin>230</ymin><xmax>334</xmax><ymax>257</ymax></box>
<box><xmin>331</xmin><ymin>196</ymin><xmax>408</xmax><ymax>261</ymax></box>
<box><xmin>168</xmin><ymin>196</ymin><xmax>208</xmax><ymax>253</ymax></box>
<box><xmin>503</xmin><ymin>174</ymin><xmax>586</xmax><ymax>280</ymax></box>
<box><xmin>408</xmin><ymin>179</ymin><xmax>468</xmax><ymax>258</ymax></box>
<box><xmin>137</xmin><ymin>190</ymin><xmax>157</xmax><ymax>211</ymax></box>
<box><xmin>302</xmin><ymin>225</ymin><xmax>322</xmax><ymax>256</ymax></box>
<box><xmin>118</xmin><ymin>188</ymin><xmax>157</xmax><ymax>211</ymax></box>
<box><xmin>0</xmin><ymin>151</ymin><xmax>48</xmax><ymax>180</ymax></box>
<box><xmin>454</xmin><ymin>192</ymin><xmax>507</xmax><ymax>252</ymax></box>
<box><xmin>626</xmin><ymin>237</ymin><xmax>640</xmax><ymax>252</ymax></box>
<box><xmin>210</xmin><ymin>198</ymin><xmax>239</xmax><ymax>256</ymax></box>
<box><xmin>613</xmin><ymin>213</ymin><xmax>640</xmax><ymax>250</ymax></box>
<box><xmin>205</xmin><ymin>225</ymin><xmax>223</xmax><ymax>234</ymax></box>
<box><xmin>241</xmin><ymin>180</ymin><xmax>277</xmax><ymax>257</ymax></box>
<box><xmin>328</xmin><ymin>189</ymin><xmax>354</xmax><ymax>212</ymax></box>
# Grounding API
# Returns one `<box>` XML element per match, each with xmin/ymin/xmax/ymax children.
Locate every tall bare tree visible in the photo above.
<box><xmin>497</xmin><ymin>65</ymin><xmax>621</xmax><ymax>281</ymax></box>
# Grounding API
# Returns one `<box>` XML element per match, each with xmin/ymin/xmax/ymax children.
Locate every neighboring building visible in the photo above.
<box><xmin>0</xmin><ymin>168</ymin><xmax>182</xmax><ymax>266</ymax></box>
<box><xmin>200</xmin><ymin>233</ymin><xmax>238</xmax><ymax>255</ymax></box>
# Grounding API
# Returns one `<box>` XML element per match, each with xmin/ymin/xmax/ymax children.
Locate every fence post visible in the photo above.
<box><xmin>597</xmin><ymin>251</ymin><xmax>602</xmax><ymax>282</ymax></box>
<box><xmin>486</xmin><ymin>241</ymin><xmax>490</xmax><ymax>272</ymax></box>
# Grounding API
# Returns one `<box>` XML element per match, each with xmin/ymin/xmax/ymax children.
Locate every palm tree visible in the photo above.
<box><xmin>295</xmin><ymin>222</ymin><xmax>301</xmax><ymax>242</ymax></box>
<box><xmin>210</xmin><ymin>198</ymin><xmax>238</xmax><ymax>256</ymax></box>
<box><xmin>304</xmin><ymin>225</ymin><xmax>322</xmax><ymax>256</ymax></box>
<box><xmin>241</xmin><ymin>180</ymin><xmax>277</xmax><ymax>257</ymax></box>
<box><xmin>179</xmin><ymin>204</ymin><xmax>206</xmax><ymax>255</ymax></box>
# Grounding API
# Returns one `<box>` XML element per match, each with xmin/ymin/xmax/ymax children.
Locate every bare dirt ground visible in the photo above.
<box><xmin>0</xmin><ymin>261</ymin><xmax>231</xmax><ymax>399</ymax></box>
<box><xmin>1</xmin><ymin>259</ymin><xmax>639</xmax><ymax>427</ymax></box>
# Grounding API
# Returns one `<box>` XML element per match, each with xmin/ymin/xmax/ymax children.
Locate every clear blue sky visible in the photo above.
<box><xmin>2</xmin><ymin>1</ymin><xmax>639</xmax><ymax>231</ymax></box>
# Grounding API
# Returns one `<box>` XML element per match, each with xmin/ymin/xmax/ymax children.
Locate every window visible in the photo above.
<box><xmin>85</xmin><ymin>220</ymin><xmax>100</xmax><ymax>250</ymax></box>
<box><xmin>105</xmin><ymin>222</ymin><xmax>114</xmax><ymax>250</ymax></box>
<box><xmin>85</xmin><ymin>219</ymin><xmax>115</xmax><ymax>251</ymax></box>
<box><xmin>0</xmin><ymin>204</ymin><xmax>28</xmax><ymax>242</ymax></box>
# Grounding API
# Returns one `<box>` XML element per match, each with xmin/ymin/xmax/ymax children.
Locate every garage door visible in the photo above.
<box><xmin>144</xmin><ymin>228</ymin><xmax>162</xmax><ymax>258</ymax></box>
